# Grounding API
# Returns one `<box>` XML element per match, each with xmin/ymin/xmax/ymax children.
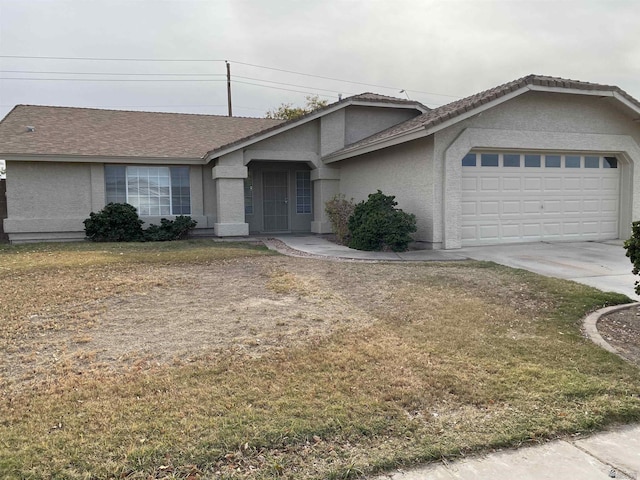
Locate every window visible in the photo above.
<box><xmin>545</xmin><ymin>155</ymin><xmax>561</xmax><ymax>168</ymax></box>
<box><xmin>296</xmin><ymin>171</ymin><xmax>311</xmax><ymax>214</ymax></box>
<box><xmin>462</xmin><ymin>153</ymin><xmax>476</xmax><ymax>166</ymax></box>
<box><xmin>105</xmin><ymin>165</ymin><xmax>191</xmax><ymax>215</ymax></box>
<box><xmin>503</xmin><ymin>154</ymin><xmax>520</xmax><ymax>167</ymax></box>
<box><xmin>524</xmin><ymin>155</ymin><xmax>541</xmax><ymax>167</ymax></box>
<box><xmin>565</xmin><ymin>155</ymin><xmax>581</xmax><ymax>168</ymax></box>
<box><xmin>585</xmin><ymin>156</ymin><xmax>600</xmax><ymax>168</ymax></box>
<box><xmin>244</xmin><ymin>173</ymin><xmax>254</xmax><ymax>215</ymax></box>
<box><xmin>481</xmin><ymin>153</ymin><xmax>499</xmax><ymax>167</ymax></box>
<box><xmin>604</xmin><ymin>157</ymin><xmax>618</xmax><ymax>169</ymax></box>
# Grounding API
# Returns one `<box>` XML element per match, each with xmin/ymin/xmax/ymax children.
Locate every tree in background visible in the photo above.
<box><xmin>266</xmin><ymin>95</ymin><xmax>329</xmax><ymax>121</ymax></box>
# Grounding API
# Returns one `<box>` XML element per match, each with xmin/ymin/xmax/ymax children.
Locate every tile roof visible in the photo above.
<box><xmin>0</xmin><ymin>105</ymin><xmax>283</xmax><ymax>159</ymax></box>
<box><xmin>327</xmin><ymin>74</ymin><xmax>640</xmax><ymax>158</ymax></box>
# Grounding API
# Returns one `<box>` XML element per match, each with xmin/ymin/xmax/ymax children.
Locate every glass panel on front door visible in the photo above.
<box><xmin>263</xmin><ymin>171</ymin><xmax>289</xmax><ymax>231</ymax></box>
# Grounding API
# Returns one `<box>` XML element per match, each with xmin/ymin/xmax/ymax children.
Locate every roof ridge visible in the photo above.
<box><xmin>9</xmin><ymin>104</ymin><xmax>279</xmax><ymax>121</ymax></box>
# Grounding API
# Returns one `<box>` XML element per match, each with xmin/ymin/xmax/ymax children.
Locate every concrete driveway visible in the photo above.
<box><xmin>460</xmin><ymin>240</ymin><xmax>638</xmax><ymax>300</ymax></box>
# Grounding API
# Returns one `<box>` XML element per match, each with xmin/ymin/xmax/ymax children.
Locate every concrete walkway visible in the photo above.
<box><xmin>274</xmin><ymin>235</ymin><xmax>638</xmax><ymax>300</ymax></box>
<box><xmin>271</xmin><ymin>235</ymin><xmax>640</xmax><ymax>479</ymax></box>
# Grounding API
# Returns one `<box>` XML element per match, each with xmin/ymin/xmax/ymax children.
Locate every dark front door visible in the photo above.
<box><xmin>263</xmin><ymin>171</ymin><xmax>289</xmax><ymax>232</ymax></box>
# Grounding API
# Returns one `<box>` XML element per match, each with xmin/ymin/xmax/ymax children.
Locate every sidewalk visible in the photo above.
<box><xmin>374</xmin><ymin>424</ymin><xmax>640</xmax><ymax>479</ymax></box>
<box><xmin>270</xmin><ymin>234</ymin><xmax>640</xmax><ymax>479</ymax></box>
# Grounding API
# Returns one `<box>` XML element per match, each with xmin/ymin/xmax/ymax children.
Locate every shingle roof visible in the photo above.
<box><xmin>0</xmin><ymin>105</ymin><xmax>283</xmax><ymax>158</ymax></box>
<box><xmin>327</xmin><ymin>74</ymin><xmax>640</xmax><ymax>158</ymax></box>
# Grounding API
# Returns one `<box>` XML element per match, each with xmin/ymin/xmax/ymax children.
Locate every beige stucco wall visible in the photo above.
<box><xmin>432</xmin><ymin>91</ymin><xmax>640</xmax><ymax>248</ymax></box>
<box><xmin>337</xmin><ymin>136</ymin><xmax>434</xmax><ymax>244</ymax></box>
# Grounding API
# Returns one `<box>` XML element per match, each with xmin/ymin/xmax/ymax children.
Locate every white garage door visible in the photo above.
<box><xmin>461</xmin><ymin>152</ymin><xmax>620</xmax><ymax>246</ymax></box>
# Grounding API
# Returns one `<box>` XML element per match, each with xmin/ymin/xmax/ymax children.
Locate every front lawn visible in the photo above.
<box><xmin>0</xmin><ymin>240</ymin><xmax>638</xmax><ymax>479</ymax></box>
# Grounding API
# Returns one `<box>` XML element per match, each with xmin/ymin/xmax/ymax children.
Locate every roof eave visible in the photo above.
<box><xmin>0</xmin><ymin>153</ymin><xmax>205</xmax><ymax>164</ymax></box>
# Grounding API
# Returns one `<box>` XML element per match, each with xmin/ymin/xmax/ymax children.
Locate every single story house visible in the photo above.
<box><xmin>1</xmin><ymin>74</ymin><xmax>640</xmax><ymax>249</ymax></box>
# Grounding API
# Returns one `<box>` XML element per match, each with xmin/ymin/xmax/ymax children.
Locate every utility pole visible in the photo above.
<box><xmin>226</xmin><ymin>61</ymin><xmax>233</xmax><ymax>117</ymax></box>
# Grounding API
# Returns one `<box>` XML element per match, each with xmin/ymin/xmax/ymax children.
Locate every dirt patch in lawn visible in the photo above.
<box><xmin>1</xmin><ymin>256</ymin><xmax>377</xmax><ymax>391</ymax></box>
<box><xmin>597</xmin><ymin>303</ymin><xmax>640</xmax><ymax>365</ymax></box>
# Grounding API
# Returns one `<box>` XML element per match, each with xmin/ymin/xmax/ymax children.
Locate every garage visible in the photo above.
<box><xmin>461</xmin><ymin>152</ymin><xmax>620</xmax><ymax>246</ymax></box>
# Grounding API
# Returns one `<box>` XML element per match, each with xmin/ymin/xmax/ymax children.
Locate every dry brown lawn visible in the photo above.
<box><xmin>1</xmin><ymin>240</ymin><xmax>639</xmax><ymax>479</ymax></box>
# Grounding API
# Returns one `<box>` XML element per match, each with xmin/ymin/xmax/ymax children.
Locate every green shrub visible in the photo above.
<box><xmin>83</xmin><ymin>203</ymin><xmax>144</xmax><ymax>242</ymax></box>
<box><xmin>325</xmin><ymin>194</ymin><xmax>355</xmax><ymax>245</ymax></box>
<box><xmin>84</xmin><ymin>204</ymin><xmax>197</xmax><ymax>242</ymax></box>
<box><xmin>348</xmin><ymin>190</ymin><xmax>417</xmax><ymax>252</ymax></box>
<box><xmin>144</xmin><ymin>216</ymin><xmax>198</xmax><ymax>242</ymax></box>
<box><xmin>624</xmin><ymin>221</ymin><xmax>640</xmax><ymax>294</ymax></box>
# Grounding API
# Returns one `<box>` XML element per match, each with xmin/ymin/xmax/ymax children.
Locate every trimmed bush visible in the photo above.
<box><xmin>144</xmin><ymin>216</ymin><xmax>198</xmax><ymax>242</ymax></box>
<box><xmin>624</xmin><ymin>220</ymin><xmax>640</xmax><ymax>294</ymax></box>
<box><xmin>348</xmin><ymin>190</ymin><xmax>417</xmax><ymax>252</ymax></box>
<box><xmin>84</xmin><ymin>203</ymin><xmax>144</xmax><ymax>242</ymax></box>
<box><xmin>325</xmin><ymin>194</ymin><xmax>355</xmax><ymax>245</ymax></box>
<box><xmin>84</xmin><ymin>203</ymin><xmax>197</xmax><ymax>242</ymax></box>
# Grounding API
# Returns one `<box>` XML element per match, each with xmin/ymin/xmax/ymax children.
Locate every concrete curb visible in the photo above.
<box><xmin>583</xmin><ymin>302</ymin><xmax>640</xmax><ymax>355</ymax></box>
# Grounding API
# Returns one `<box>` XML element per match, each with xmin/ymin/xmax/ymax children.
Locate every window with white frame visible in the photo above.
<box><xmin>295</xmin><ymin>171</ymin><xmax>311</xmax><ymax>214</ymax></box>
<box><xmin>105</xmin><ymin>165</ymin><xmax>191</xmax><ymax>215</ymax></box>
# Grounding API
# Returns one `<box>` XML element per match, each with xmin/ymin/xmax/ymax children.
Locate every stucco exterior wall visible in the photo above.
<box><xmin>247</xmin><ymin>120</ymin><xmax>319</xmax><ymax>154</ymax></box>
<box><xmin>338</xmin><ymin>136</ymin><xmax>434</xmax><ymax>245</ymax></box>
<box><xmin>344</xmin><ymin>106</ymin><xmax>418</xmax><ymax>146</ymax></box>
<box><xmin>432</xmin><ymin>91</ymin><xmax>640</xmax><ymax>248</ymax></box>
<box><xmin>4</xmin><ymin>161</ymin><xmax>210</xmax><ymax>242</ymax></box>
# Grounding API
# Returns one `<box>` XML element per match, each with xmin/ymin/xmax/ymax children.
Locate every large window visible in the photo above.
<box><xmin>105</xmin><ymin>165</ymin><xmax>191</xmax><ymax>215</ymax></box>
<box><xmin>296</xmin><ymin>171</ymin><xmax>312</xmax><ymax>214</ymax></box>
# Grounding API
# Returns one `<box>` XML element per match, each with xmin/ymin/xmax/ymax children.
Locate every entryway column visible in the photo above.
<box><xmin>310</xmin><ymin>167</ymin><xmax>340</xmax><ymax>234</ymax></box>
<box><xmin>212</xmin><ymin>163</ymin><xmax>248</xmax><ymax>236</ymax></box>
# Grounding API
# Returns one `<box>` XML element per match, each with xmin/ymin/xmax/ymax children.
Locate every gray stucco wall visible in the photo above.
<box><xmin>344</xmin><ymin>106</ymin><xmax>418</xmax><ymax>146</ymax></box>
<box><xmin>4</xmin><ymin>161</ymin><xmax>209</xmax><ymax>242</ymax></box>
<box><xmin>338</xmin><ymin>136</ymin><xmax>434</xmax><ymax>244</ymax></box>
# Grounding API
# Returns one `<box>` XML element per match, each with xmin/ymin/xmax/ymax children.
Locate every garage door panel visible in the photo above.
<box><xmin>502</xmin><ymin>200</ymin><xmax>521</xmax><ymax>214</ymax></box>
<box><xmin>461</xmin><ymin>153</ymin><xmax>620</xmax><ymax>246</ymax></box>
<box><xmin>602</xmin><ymin>199</ymin><xmax>618</xmax><ymax>213</ymax></box>
<box><xmin>501</xmin><ymin>224</ymin><xmax>521</xmax><ymax>238</ymax></box>
<box><xmin>523</xmin><ymin>201</ymin><xmax>541</xmax><ymax>213</ymax></box>
<box><xmin>480</xmin><ymin>201</ymin><xmax>499</xmax><ymax>215</ymax></box>
<box><xmin>479</xmin><ymin>225</ymin><xmax>499</xmax><ymax>239</ymax></box>
<box><xmin>524</xmin><ymin>177</ymin><xmax>542</xmax><ymax>191</ymax></box>
<box><xmin>480</xmin><ymin>177</ymin><xmax>500</xmax><ymax>191</ymax></box>
<box><xmin>544</xmin><ymin>200</ymin><xmax>562</xmax><ymax>213</ymax></box>
<box><xmin>583</xmin><ymin>177</ymin><xmax>600</xmax><ymax>190</ymax></box>
<box><xmin>544</xmin><ymin>177</ymin><xmax>562</xmax><ymax>191</ymax></box>
<box><xmin>583</xmin><ymin>199</ymin><xmax>600</xmax><ymax>213</ymax></box>
<box><xmin>563</xmin><ymin>177</ymin><xmax>581</xmax><ymax>190</ymax></box>
<box><xmin>502</xmin><ymin>177</ymin><xmax>521</xmax><ymax>190</ymax></box>
<box><xmin>462</xmin><ymin>177</ymin><xmax>477</xmax><ymax>192</ymax></box>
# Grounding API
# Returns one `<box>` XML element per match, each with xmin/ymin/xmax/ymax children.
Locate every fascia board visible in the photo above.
<box><xmin>0</xmin><ymin>153</ymin><xmax>204</xmax><ymax>164</ymax></box>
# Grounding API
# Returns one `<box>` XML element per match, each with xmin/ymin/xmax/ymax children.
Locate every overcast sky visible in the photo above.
<box><xmin>0</xmin><ymin>0</ymin><xmax>639</xmax><ymax>122</ymax></box>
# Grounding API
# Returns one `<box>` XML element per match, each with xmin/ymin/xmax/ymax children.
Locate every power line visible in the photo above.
<box><xmin>0</xmin><ymin>77</ymin><xmax>227</xmax><ymax>82</ymax></box>
<box><xmin>0</xmin><ymin>69</ymin><xmax>226</xmax><ymax>77</ymax></box>
<box><xmin>234</xmin><ymin>80</ymin><xmax>338</xmax><ymax>98</ymax></box>
<box><xmin>0</xmin><ymin>54</ymin><xmax>225</xmax><ymax>62</ymax></box>
<box><xmin>0</xmin><ymin>54</ymin><xmax>461</xmax><ymax>98</ymax></box>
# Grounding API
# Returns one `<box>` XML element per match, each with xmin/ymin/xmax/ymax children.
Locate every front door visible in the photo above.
<box><xmin>263</xmin><ymin>171</ymin><xmax>289</xmax><ymax>232</ymax></box>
